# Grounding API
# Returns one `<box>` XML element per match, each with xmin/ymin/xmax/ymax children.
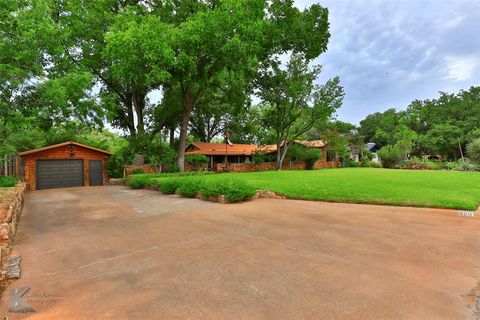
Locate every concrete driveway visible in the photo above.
<box><xmin>1</xmin><ymin>186</ymin><xmax>479</xmax><ymax>319</ymax></box>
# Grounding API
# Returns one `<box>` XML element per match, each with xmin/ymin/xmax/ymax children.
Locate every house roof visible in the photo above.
<box><xmin>366</xmin><ymin>142</ymin><xmax>379</xmax><ymax>152</ymax></box>
<box><xmin>293</xmin><ymin>140</ymin><xmax>326</xmax><ymax>148</ymax></box>
<box><xmin>186</xmin><ymin>141</ymin><xmax>276</xmax><ymax>156</ymax></box>
<box><xmin>19</xmin><ymin>141</ymin><xmax>113</xmax><ymax>156</ymax></box>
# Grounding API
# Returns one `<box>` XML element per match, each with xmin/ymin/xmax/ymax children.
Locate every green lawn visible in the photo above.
<box><xmin>187</xmin><ymin>168</ymin><xmax>480</xmax><ymax>210</ymax></box>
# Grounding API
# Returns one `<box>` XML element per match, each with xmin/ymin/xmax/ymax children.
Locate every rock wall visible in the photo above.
<box><xmin>0</xmin><ymin>183</ymin><xmax>26</xmax><ymax>280</ymax></box>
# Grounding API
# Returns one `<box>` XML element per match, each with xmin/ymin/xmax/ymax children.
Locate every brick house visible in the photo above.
<box><xmin>185</xmin><ymin>140</ymin><xmax>338</xmax><ymax>171</ymax></box>
<box><xmin>19</xmin><ymin>142</ymin><xmax>112</xmax><ymax>191</ymax></box>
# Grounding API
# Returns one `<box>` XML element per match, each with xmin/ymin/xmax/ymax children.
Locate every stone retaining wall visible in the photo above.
<box><xmin>0</xmin><ymin>183</ymin><xmax>26</xmax><ymax>281</ymax></box>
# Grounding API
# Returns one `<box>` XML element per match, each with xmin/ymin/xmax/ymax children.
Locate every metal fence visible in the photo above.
<box><xmin>0</xmin><ymin>155</ymin><xmax>22</xmax><ymax>180</ymax></box>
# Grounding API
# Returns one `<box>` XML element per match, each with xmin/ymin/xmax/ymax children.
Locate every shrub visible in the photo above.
<box><xmin>286</xmin><ymin>144</ymin><xmax>322</xmax><ymax>170</ymax></box>
<box><xmin>455</xmin><ymin>159</ymin><xmax>478</xmax><ymax>172</ymax></box>
<box><xmin>126</xmin><ymin>178</ymin><xmax>147</xmax><ymax>189</ymax></box>
<box><xmin>377</xmin><ymin>144</ymin><xmax>404</xmax><ymax>168</ymax></box>
<box><xmin>467</xmin><ymin>139</ymin><xmax>480</xmax><ymax>163</ymax></box>
<box><xmin>198</xmin><ymin>180</ymin><xmax>224</xmax><ymax>198</ymax></box>
<box><xmin>126</xmin><ymin>173</ymin><xmax>256</xmax><ymax>203</ymax></box>
<box><xmin>344</xmin><ymin>160</ymin><xmax>359</xmax><ymax>167</ymax></box>
<box><xmin>0</xmin><ymin>176</ymin><xmax>17</xmax><ymax>187</ymax></box>
<box><xmin>107</xmin><ymin>154</ymin><xmax>125</xmax><ymax>178</ymax></box>
<box><xmin>155</xmin><ymin>179</ymin><xmax>180</xmax><ymax>194</ymax></box>
<box><xmin>185</xmin><ymin>154</ymin><xmax>209</xmax><ymax>170</ymax></box>
<box><xmin>445</xmin><ymin>159</ymin><xmax>478</xmax><ymax>171</ymax></box>
<box><xmin>166</xmin><ymin>165</ymin><xmax>180</xmax><ymax>173</ymax></box>
<box><xmin>177</xmin><ymin>178</ymin><xmax>201</xmax><ymax>198</ymax></box>
<box><xmin>367</xmin><ymin>161</ymin><xmax>382</xmax><ymax>168</ymax></box>
<box><xmin>131</xmin><ymin>167</ymin><xmax>145</xmax><ymax>174</ymax></box>
<box><xmin>361</xmin><ymin>150</ymin><xmax>374</xmax><ymax>161</ymax></box>
<box><xmin>426</xmin><ymin>161</ymin><xmax>444</xmax><ymax>170</ymax></box>
<box><xmin>252</xmin><ymin>150</ymin><xmax>276</xmax><ymax>164</ymax></box>
<box><xmin>223</xmin><ymin>180</ymin><xmax>256</xmax><ymax>202</ymax></box>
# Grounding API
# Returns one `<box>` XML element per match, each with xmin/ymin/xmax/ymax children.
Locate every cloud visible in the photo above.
<box><xmin>443</xmin><ymin>56</ymin><xmax>478</xmax><ymax>81</ymax></box>
<box><xmin>295</xmin><ymin>0</ymin><xmax>480</xmax><ymax>124</ymax></box>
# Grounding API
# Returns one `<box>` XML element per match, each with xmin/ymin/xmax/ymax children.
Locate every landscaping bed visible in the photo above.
<box><xmin>125</xmin><ymin>172</ymin><xmax>256</xmax><ymax>203</ymax></box>
<box><xmin>124</xmin><ymin>168</ymin><xmax>480</xmax><ymax>210</ymax></box>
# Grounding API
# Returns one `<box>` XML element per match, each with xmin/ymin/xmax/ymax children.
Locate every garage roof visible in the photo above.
<box><xmin>19</xmin><ymin>141</ymin><xmax>113</xmax><ymax>156</ymax></box>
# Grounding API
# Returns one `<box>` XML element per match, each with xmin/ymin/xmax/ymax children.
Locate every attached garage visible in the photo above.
<box><xmin>20</xmin><ymin>142</ymin><xmax>112</xmax><ymax>191</ymax></box>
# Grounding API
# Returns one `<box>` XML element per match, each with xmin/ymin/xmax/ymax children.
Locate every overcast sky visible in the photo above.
<box><xmin>296</xmin><ymin>0</ymin><xmax>480</xmax><ymax>124</ymax></box>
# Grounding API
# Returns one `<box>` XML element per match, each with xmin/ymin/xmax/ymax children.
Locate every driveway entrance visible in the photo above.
<box><xmin>1</xmin><ymin>186</ymin><xmax>479</xmax><ymax>319</ymax></box>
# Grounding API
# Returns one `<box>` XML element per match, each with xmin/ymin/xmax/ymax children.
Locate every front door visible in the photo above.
<box><xmin>88</xmin><ymin>160</ymin><xmax>103</xmax><ymax>186</ymax></box>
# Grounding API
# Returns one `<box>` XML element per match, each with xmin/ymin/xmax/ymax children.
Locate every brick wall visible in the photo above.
<box><xmin>22</xmin><ymin>145</ymin><xmax>109</xmax><ymax>191</ymax></box>
<box><xmin>218</xmin><ymin>159</ymin><xmax>339</xmax><ymax>172</ymax></box>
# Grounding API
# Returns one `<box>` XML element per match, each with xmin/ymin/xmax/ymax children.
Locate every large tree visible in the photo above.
<box><xmin>257</xmin><ymin>54</ymin><xmax>344</xmax><ymax>169</ymax></box>
<box><xmin>141</xmin><ymin>0</ymin><xmax>332</xmax><ymax>171</ymax></box>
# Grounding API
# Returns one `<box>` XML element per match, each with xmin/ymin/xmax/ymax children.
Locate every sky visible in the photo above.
<box><xmin>295</xmin><ymin>0</ymin><xmax>480</xmax><ymax>124</ymax></box>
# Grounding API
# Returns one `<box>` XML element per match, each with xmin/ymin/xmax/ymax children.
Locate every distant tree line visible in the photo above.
<box><xmin>358</xmin><ymin>86</ymin><xmax>480</xmax><ymax>161</ymax></box>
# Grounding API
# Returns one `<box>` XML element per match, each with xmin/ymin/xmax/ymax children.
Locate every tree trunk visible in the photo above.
<box><xmin>124</xmin><ymin>94</ymin><xmax>136</xmax><ymax>137</ymax></box>
<box><xmin>133</xmin><ymin>91</ymin><xmax>145</xmax><ymax>134</ymax></box>
<box><xmin>178</xmin><ymin>108</ymin><xmax>191</xmax><ymax>172</ymax></box>
<box><xmin>276</xmin><ymin>143</ymin><xmax>289</xmax><ymax>170</ymax></box>
<box><xmin>169</xmin><ymin>127</ymin><xmax>175</xmax><ymax>147</ymax></box>
<box><xmin>178</xmin><ymin>84</ymin><xmax>203</xmax><ymax>172</ymax></box>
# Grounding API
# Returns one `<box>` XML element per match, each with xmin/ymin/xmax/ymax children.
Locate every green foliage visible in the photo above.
<box><xmin>467</xmin><ymin>139</ymin><xmax>480</xmax><ymax>163</ymax></box>
<box><xmin>251</xmin><ymin>150</ymin><xmax>275</xmax><ymax>164</ymax></box>
<box><xmin>197</xmin><ymin>178</ymin><xmax>255</xmax><ymax>202</ymax></box>
<box><xmin>155</xmin><ymin>179</ymin><xmax>180</xmax><ymax>194</ymax></box>
<box><xmin>285</xmin><ymin>144</ymin><xmax>322</xmax><ymax>170</ymax></box>
<box><xmin>360</xmin><ymin>160</ymin><xmax>382</xmax><ymax>168</ymax></box>
<box><xmin>258</xmin><ymin>53</ymin><xmax>344</xmax><ymax>169</ymax></box>
<box><xmin>131</xmin><ymin>168</ymin><xmax>145</xmax><ymax>175</ymax></box>
<box><xmin>126</xmin><ymin>177</ymin><xmax>148</xmax><ymax>189</ymax></box>
<box><xmin>201</xmin><ymin>169</ymin><xmax>480</xmax><ymax>210</ymax></box>
<box><xmin>177</xmin><ymin>179</ymin><xmax>201</xmax><ymax>198</ymax></box>
<box><xmin>198</xmin><ymin>180</ymin><xmax>225</xmax><ymax>198</ymax></box>
<box><xmin>361</xmin><ymin>150</ymin><xmax>374</xmax><ymax>161</ymax></box>
<box><xmin>359</xmin><ymin>87</ymin><xmax>480</xmax><ymax>160</ymax></box>
<box><xmin>444</xmin><ymin>160</ymin><xmax>478</xmax><ymax>172</ymax></box>
<box><xmin>344</xmin><ymin>160</ymin><xmax>360</xmax><ymax>168</ymax></box>
<box><xmin>223</xmin><ymin>180</ymin><xmax>256</xmax><ymax>202</ymax></box>
<box><xmin>377</xmin><ymin>145</ymin><xmax>404</xmax><ymax>168</ymax></box>
<box><xmin>143</xmin><ymin>137</ymin><xmax>177</xmax><ymax>171</ymax></box>
<box><xmin>166</xmin><ymin>165</ymin><xmax>180</xmax><ymax>173</ymax></box>
<box><xmin>185</xmin><ymin>154</ymin><xmax>209</xmax><ymax>170</ymax></box>
<box><xmin>0</xmin><ymin>176</ymin><xmax>17</xmax><ymax>187</ymax></box>
<box><xmin>125</xmin><ymin>173</ymin><xmax>255</xmax><ymax>202</ymax></box>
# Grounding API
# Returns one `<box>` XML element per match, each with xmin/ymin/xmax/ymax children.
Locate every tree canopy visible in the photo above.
<box><xmin>359</xmin><ymin>86</ymin><xmax>480</xmax><ymax>160</ymax></box>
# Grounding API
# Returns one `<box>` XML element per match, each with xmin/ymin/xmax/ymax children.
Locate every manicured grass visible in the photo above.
<box><xmin>194</xmin><ymin>168</ymin><xmax>480</xmax><ymax>210</ymax></box>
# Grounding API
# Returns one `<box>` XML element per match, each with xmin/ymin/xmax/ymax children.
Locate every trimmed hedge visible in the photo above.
<box><xmin>154</xmin><ymin>179</ymin><xmax>179</xmax><ymax>194</ymax></box>
<box><xmin>0</xmin><ymin>176</ymin><xmax>17</xmax><ymax>187</ymax></box>
<box><xmin>125</xmin><ymin>174</ymin><xmax>256</xmax><ymax>203</ymax></box>
<box><xmin>177</xmin><ymin>179</ymin><xmax>201</xmax><ymax>198</ymax></box>
<box><xmin>126</xmin><ymin>178</ymin><xmax>148</xmax><ymax>189</ymax></box>
<box><xmin>223</xmin><ymin>180</ymin><xmax>256</xmax><ymax>202</ymax></box>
